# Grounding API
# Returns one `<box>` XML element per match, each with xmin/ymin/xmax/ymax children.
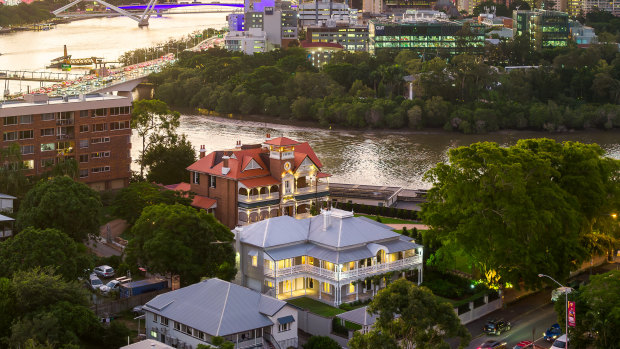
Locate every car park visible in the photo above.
<box><xmin>94</xmin><ymin>265</ymin><xmax>115</xmax><ymax>278</ymax></box>
<box><xmin>544</xmin><ymin>323</ymin><xmax>563</xmax><ymax>341</ymax></box>
<box><xmin>513</xmin><ymin>341</ymin><xmax>533</xmax><ymax>349</ymax></box>
<box><xmin>551</xmin><ymin>334</ymin><xmax>569</xmax><ymax>349</ymax></box>
<box><xmin>477</xmin><ymin>340</ymin><xmax>507</xmax><ymax>349</ymax></box>
<box><xmin>87</xmin><ymin>273</ymin><xmax>103</xmax><ymax>291</ymax></box>
<box><xmin>483</xmin><ymin>320</ymin><xmax>511</xmax><ymax>335</ymax></box>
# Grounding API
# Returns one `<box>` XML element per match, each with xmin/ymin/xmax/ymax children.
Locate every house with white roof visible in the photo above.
<box><xmin>233</xmin><ymin>208</ymin><xmax>423</xmax><ymax>306</ymax></box>
<box><xmin>143</xmin><ymin>278</ymin><xmax>298</xmax><ymax>349</ymax></box>
<box><xmin>0</xmin><ymin>193</ymin><xmax>16</xmax><ymax>213</ymax></box>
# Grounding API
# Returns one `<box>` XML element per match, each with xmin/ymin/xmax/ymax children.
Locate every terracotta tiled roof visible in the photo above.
<box><xmin>316</xmin><ymin>172</ymin><xmax>331</xmax><ymax>178</ymax></box>
<box><xmin>192</xmin><ymin>195</ymin><xmax>217</xmax><ymax>210</ymax></box>
<box><xmin>240</xmin><ymin>176</ymin><xmax>281</xmax><ymax>189</ymax></box>
<box><xmin>295</xmin><ymin>142</ymin><xmax>323</xmax><ymax>168</ymax></box>
<box><xmin>264</xmin><ymin>137</ymin><xmax>300</xmax><ymax>146</ymax></box>
<box><xmin>165</xmin><ymin>182</ymin><xmax>191</xmax><ymax>191</ymax></box>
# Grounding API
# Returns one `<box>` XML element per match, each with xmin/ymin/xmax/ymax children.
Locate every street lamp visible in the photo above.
<box><xmin>539</xmin><ymin>274</ymin><xmax>571</xmax><ymax>348</ymax></box>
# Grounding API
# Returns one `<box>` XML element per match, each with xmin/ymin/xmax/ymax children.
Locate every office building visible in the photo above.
<box><xmin>298</xmin><ymin>0</ymin><xmax>354</xmax><ymax>26</ymax></box>
<box><xmin>513</xmin><ymin>9</ymin><xmax>569</xmax><ymax>49</ymax></box>
<box><xmin>306</xmin><ymin>22</ymin><xmax>369</xmax><ymax>51</ymax></box>
<box><xmin>0</xmin><ymin>93</ymin><xmax>131</xmax><ymax>191</ymax></box>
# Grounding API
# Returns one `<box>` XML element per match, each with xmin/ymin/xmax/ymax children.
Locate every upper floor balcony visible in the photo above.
<box><xmin>294</xmin><ymin>183</ymin><xmax>329</xmax><ymax>196</ymax></box>
<box><xmin>238</xmin><ymin>192</ymin><xmax>280</xmax><ymax>204</ymax></box>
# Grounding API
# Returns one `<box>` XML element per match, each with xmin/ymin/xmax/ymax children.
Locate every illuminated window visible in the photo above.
<box><xmin>150</xmin><ymin>330</ymin><xmax>157</xmax><ymax>338</ymax></box>
<box><xmin>349</xmin><ymin>283</ymin><xmax>355</xmax><ymax>294</ymax></box>
<box><xmin>322</xmin><ymin>282</ymin><xmax>330</xmax><ymax>293</ymax></box>
<box><xmin>252</xmin><ymin>255</ymin><xmax>258</xmax><ymax>267</ymax></box>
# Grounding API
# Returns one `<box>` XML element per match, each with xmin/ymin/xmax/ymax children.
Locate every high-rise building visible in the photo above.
<box><xmin>513</xmin><ymin>9</ymin><xmax>569</xmax><ymax>49</ymax></box>
<box><xmin>369</xmin><ymin>10</ymin><xmax>486</xmax><ymax>56</ymax></box>
<box><xmin>224</xmin><ymin>0</ymin><xmax>298</xmax><ymax>55</ymax></box>
<box><xmin>0</xmin><ymin>93</ymin><xmax>132</xmax><ymax>190</ymax></box>
<box><xmin>298</xmin><ymin>0</ymin><xmax>354</xmax><ymax>26</ymax></box>
<box><xmin>306</xmin><ymin>22</ymin><xmax>369</xmax><ymax>51</ymax></box>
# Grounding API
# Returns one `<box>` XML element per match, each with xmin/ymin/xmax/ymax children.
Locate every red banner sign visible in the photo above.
<box><xmin>568</xmin><ymin>301</ymin><xmax>576</xmax><ymax>327</ymax></box>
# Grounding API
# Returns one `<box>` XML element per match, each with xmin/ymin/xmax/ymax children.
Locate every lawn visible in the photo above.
<box><xmin>287</xmin><ymin>297</ymin><xmax>345</xmax><ymax>317</ymax></box>
<box><xmin>354</xmin><ymin>214</ymin><xmax>420</xmax><ymax>225</ymax></box>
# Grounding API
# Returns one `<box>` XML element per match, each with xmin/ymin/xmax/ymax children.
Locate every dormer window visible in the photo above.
<box><xmin>243</xmin><ymin>159</ymin><xmax>262</xmax><ymax>171</ymax></box>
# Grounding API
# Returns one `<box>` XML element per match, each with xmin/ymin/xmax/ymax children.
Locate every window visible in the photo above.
<box><xmin>264</xmin><ymin>280</ymin><xmax>273</xmax><ymax>288</ymax></box>
<box><xmin>80</xmin><ymin>110</ymin><xmax>89</xmax><ymax>118</ymax></box>
<box><xmin>23</xmin><ymin>160</ymin><xmax>34</xmax><ymax>169</ymax></box>
<box><xmin>3</xmin><ymin>116</ymin><xmax>17</xmax><ymax>126</ymax></box>
<box><xmin>94</xmin><ymin>108</ymin><xmax>107</xmax><ymax>117</ymax></box>
<box><xmin>91</xmin><ymin>137</ymin><xmax>110</xmax><ymax>144</ymax></box>
<box><xmin>322</xmin><ymin>282</ymin><xmax>330</xmax><ymax>293</ymax></box>
<box><xmin>79</xmin><ymin>125</ymin><xmax>89</xmax><ymax>133</ymax></box>
<box><xmin>278</xmin><ymin>323</ymin><xmax>291</xmax><ymax>332</ymax></box>
<box><xmin>41</xmin><ymin>158</ymin><xmax>55</xmax><ymax>168</ymax></box>
<box><xmin>3</xmin><ymin>131</ymin><xmax>17</xmax><ymax>141</ymax></box>
<box><xmin>251</xmin><ymin>255</ymin><xmax>258</xmax><ymax>267</ymax></box>
<box><xmin>210</xmin><ymin>175</ymin><xmax>216</xmax><ymax>188</ymax></box>
<box><xmin>79</xmin><ymin>139</ymin><xmax>89</xmax><ymax>148</ymax></box>
<box><xmin>41</xmin><ymin>113</ymin><xmax>55</xmax><ymax>121</ymax></box>
<box><xmin>91</xmin><ymin>151</ymin><xmax>110</xmax><ymax>159</ymax></box>
<box><xmin>79</xmin><ymin>154</ymin><xmax>88</xmax><ymax>163</ymax></box>
<box><xmin>284</xmin><ymin>180</ymin><xmax>291</xmax><ymax>194</ymax></box>
<box><xmin>41</xmin><ymin>128</ymin><xmax>54</xmax><ymax>137</ymax></box>
<box><xmin>193</xmin><ymin>172</ymin><xmax>200</xmax><ymax>184</ymax></box>
<box><xmin>91</xmin><ymin>166</ymin><xmax>110</xmax><ymax>173</ymax></box>
<box><xmin>161</xmin><ymin>317</ymin><xmax>169</xmax><ymax>326</ymax></box>
<box><xmin>150</xmin><ymin>330</ymin><xmax>157</xmax><ymax>339</ymax></box>
<box><xmin>20</xmin><ymin>115</ymin><xmax>33</xmax><ymax>124</ymax></box>
<box><xmin>349</xmin><ymin>283</ymin><xmax>355</xmax><ymax>294</ymax></box>
<box><xmin>41</xmin><ymin>143</ymin><xmax>55</xmax><ymax>152</ymax></box>
<box><xmin>110</xmin><ymin>121</ymin><xmax>130</xmax><ymax>130</ymax></box>
<box><xmin>20</xmin><ymin>145</ymin><xmax>34</xmax><ymax>155</ymax></box>
<box><xmin>153</xmin><ymin>314</ymin><xmax>158</xmax><ymax>323</ymax></box>
<box><xmin>110</xmin><ymin>106</ymin><xmax>130</xmax><ymax>115</ymax></box>
<box><xmin>19</xmin><ymin>130</ymin><xmax>34</xmax><ymax>139</ymax></box>
<box><xmin>174</xmin><ymin>322</ymin><xmax>180</xmax><ymax>331</ymax></box>
<box><xmin>92</xmin><ymin>123</ymin><xmax>108</xmax><ymax>132</ymax></box>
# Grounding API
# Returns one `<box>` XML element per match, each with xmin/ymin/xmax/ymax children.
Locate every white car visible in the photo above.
<box><xmin>88</xmin><ymin>273</ymin><xmax>104</xmax><ymax>291</ymax></box>
<box><xmin>100</xmin><ymin>276</ymin><xmax>132</xmax><ymax>294</ymax></box>
<box><xmin>94</xmin><ymin>265</ymin><xmax>115</xmax><ymax>278</ymax></box>
<box><xmin>551</xmin><ymin>334</ymin><xmax>569</xmax><ymax>349</ymax></box>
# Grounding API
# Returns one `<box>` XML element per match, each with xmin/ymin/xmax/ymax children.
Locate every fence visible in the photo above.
<box><xmin>90</xmin><ymin>288</ymin><xmax>169</xmax><ymax>317</ymax></box>
<box><xmin>296</xmin><ymin>309</ymin><xmax>350</xmax><ymax>348</ymax></box>
<box><xmin>456</xmin><ymin>293</ymin><xmax>503</xmax><ymax>325</ymax></box>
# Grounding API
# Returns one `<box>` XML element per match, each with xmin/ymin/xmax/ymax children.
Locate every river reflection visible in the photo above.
<box><xmin>131</xmin><ymin>114</ymin><xmax>620</xmax><ymax>189</ymax></box>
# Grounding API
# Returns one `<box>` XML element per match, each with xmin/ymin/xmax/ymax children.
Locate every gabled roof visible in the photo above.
<box><xmin>307</xmin><ymin>212</ymin><xmax>398</xmax><ymax>248</ymax></box>
<box><xmin>294</xmin><ymin>142</ymin><xmax>323</xmax><ymax>168</ymax></box>
<box><xmin>264</xmin><ymin>137</ymin><xmax>300</xmax><ymax>146</ymax></box>
<box><xmin>336</xmin><ymin>306</ymin><xmax>378</xmax><ymax>327</ymax></box>
<box><xmin>192</xmin><ymin>195</ymin><xmax>217</xmax><ymax>210</ymax></box>
<box><xmin>144</xmin><ymin>278</ymin><xmax>287</xmax><ymax>337</ymax></box>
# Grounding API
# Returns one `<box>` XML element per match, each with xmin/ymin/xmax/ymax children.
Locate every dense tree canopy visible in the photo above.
<box><xmin>142</xmin><ymin>135</ymin><xmax>197</xmax><ymax>185</ymax></box>
<box><xmin>422</xmin><ymin>139</ymin><xmax>620</xmax><ymax>288</ymax></box>
<box><xmin>349</xmin><ymin>279</ymin><xmax>470</xmax><ymax>349</ymax></box>
<box><xmin>303</xmin><ymin>336</ymin><xmax>341</xmax><ymax>349</ymax></box>
<box><xmin>112</xmin><ymin>182</ymin><xmax>193</xmax><ymax>225</ymax></box>
<box><xmin>0</xmin><ymin>227</ymin><xmax>91</xmax><ymax>281</ymax></box>
<box><xmin>16</xmin><ymin>176</ymin><xmax>102</xmax><ymax>242</ymax></box>
<box><xmin>126</xmin><ymin>204</ymin><xmax>236</xmax><ymax>286</ymax></box>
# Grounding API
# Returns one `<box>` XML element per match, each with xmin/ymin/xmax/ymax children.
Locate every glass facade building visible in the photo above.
<box><xmin>369</xmin><ymin>19</ymin><xmax>485</xmax><ymax>56</ymax></box>
<box><xmin>513</xmin><ymin>10</ymin><xmax>569</xmax><ymax>50</ymax></box>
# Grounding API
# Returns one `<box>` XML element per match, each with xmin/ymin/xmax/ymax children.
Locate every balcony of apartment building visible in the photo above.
<box><xmin>56</xmin><ymin>126</ymin><xmax>74</xmax><ymax>140</ymax></box>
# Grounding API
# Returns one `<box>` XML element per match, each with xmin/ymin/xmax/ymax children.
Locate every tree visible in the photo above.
<box><xmin>304</xmin><ymin>336</ymin><xmax>341</xmax><ymax>349</ymax></box>
<box><xmin>131</xmin><ymin>99</ymin><xmax>181</xmax><ymax>177</ymax></box>
<box><xmin>350</xmin><ymin>279</ymin><xmax>470</xmax><ymax>349</ymax></box>
<box><xmin>553</xmin><ymin>270</ymin><xmax>620</xmax><ymax>349</ymax></box>
<box><xmin>0</xmin><ymin>227</ymin><xmax>91</xmax><ymax>281</ymax></box>
<box><xmin>112</xmin><ymin>182</ymin><xmax>193</xmax><ymax>225</ymax></box>
<box><xmin>422</xmin><ymin>139</ymin><xmax>619</xmax><ymax>288</ymax></box>
<box><xmin>16</xmin><ymin>176</ymin><xmax>102</xmax><ymax>242</ymax></box>
<box><xmin>142</xmin><ymin>135</ymin><xmax>197</xmax><ymax>185</ymax></box>
<box><xmin>0</xmin><ymin>142</ymin><xmax>29</xmax><ymax>198</ymax></box>
<box><xmin>126</xmin><ymin>204</ymin><xmax>236</xmax><ymax>286</ymax></box>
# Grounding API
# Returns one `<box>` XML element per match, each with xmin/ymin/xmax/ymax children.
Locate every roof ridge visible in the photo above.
<box><xmin>337</xmin><ymin>218</ymin><xmax>343</xmax><ymax>247</ymax></box>
<box><xmin>262</xmin><ymin>219</ymin><xmax>270</xmax><ymax>247</ymax></box>
<box><xmin>216</xmin><ymin>282</ymin><xmax>232</xmax><ymax>335</ymax></box>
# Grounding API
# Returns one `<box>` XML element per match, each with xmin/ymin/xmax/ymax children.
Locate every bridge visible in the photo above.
<box><xmin>5</xmin><ymin>54</ymin><xmax>176</xmax><ymax>100</ymax></box>
<box><xmin>0</xmin><ymin>70</ymin><xmax>89</xmax><ymax>83</ymax></box>
<box><xmin>53</xmin><ymin>1</ymin><xmax>243</xmax><ymax>27</ymax></box>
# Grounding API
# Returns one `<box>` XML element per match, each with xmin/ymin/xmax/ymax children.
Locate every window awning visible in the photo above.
<box><xmin>277</xmin><ymin>315</ymin><xmax>295</xmax><ymax>325</ymax></box>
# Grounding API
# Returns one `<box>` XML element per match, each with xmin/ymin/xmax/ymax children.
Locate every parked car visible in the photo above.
<box><xmin>551</xmin><ymin>334</ymin><xmax>569</xmax><ymax>349</ymax></box>
<box><xmin>483</xmin><ymin>320</ymin><xmax>511</xmax><ymax>335</ymax></box>
<box><xmin>477</xmin><ymin>340</ymin><xmax>507</xmax><ymax>349</ymax></box>
<box><xmin>513</xmin><ymin>341</ymin><xmax>533</xmax><ymax>349</ymax></box>
<box><xmin>100</xmin><ymin>276</ymin><xmax>132</xmax><ymax>294</ymax></box>
<box><xmin>544</xmin><ymin>323</ymin><xmax>563</xmax><ymax>341</ymax></box>
<box><xmin>94</xmin><ymin>265</ymin><xmax>115</xmax><ymax>278</ymax></box>
<box><xmin>133</xmin><ymin>305</ymin><xmax>144</xmax><ymax>316</ymax></box>
<box><xmin>87</xmin><ymin>273</ymin><xmax>104</xmax><ymax>291</ymax></box>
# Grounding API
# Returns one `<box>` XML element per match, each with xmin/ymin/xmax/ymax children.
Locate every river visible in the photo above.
<box><xmin>2</xmin><ymin>15</ymin><xmax>619</xmax><ymax>189</ymax></box>
<box><xmin>147</xmin><ymin>113</ymin><xmax>620</xmax><ymax>189</ymax></box>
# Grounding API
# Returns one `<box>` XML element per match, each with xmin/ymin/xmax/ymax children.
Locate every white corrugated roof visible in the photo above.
<box><xmin>144</xmin><ymin>278</ymin><xmax>287</xmax><ymax>336</ymax></box>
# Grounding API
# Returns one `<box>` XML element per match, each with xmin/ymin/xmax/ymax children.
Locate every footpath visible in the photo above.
<box><xmin>86</xmin><ymin>219</ymin><xmax>128</xmax><ymax>257</ymax></box>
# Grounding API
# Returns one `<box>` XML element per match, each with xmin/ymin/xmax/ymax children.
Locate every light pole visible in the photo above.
<box><xmin>539</xmin><ymin>274</ymin><xmax>570</xmax><ymax>348</ymax></box>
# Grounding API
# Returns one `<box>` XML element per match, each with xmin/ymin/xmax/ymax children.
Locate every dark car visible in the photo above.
<box><xmin>477</xmin><ymin>340</ymin><xmax>507</xmax><ymax>349</ymax></box>
<box><xmin>484</xmin><ymin>320</ymin><xmax>511</xmax><ymax>335</ymax></box>
<box><xmin>544</xmin><ymin>323</ymin><xmax>563</xmax><ymax>342</ymax></box>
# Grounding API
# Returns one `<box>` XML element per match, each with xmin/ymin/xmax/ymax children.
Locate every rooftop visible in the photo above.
<box><xmin>0</xmin><ymin>93</ymin><xmax>127</xmax><ymax>109</ymax></box>
<box><xmin>144</xmin><ymin>278</ymin><xmax>287</xmax><ymax>337</ymax></box>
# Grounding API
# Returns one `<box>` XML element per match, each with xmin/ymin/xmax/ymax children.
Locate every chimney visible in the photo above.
<box><xmin>322</xmin><ymin>209</ymin><xmax>332</xmax><ymax>231</ymax></box>
<box><xmin>266</xmin><ymin>133</ymin><xmax>271</xmax><ymax>141</ymax></box>
<box><xmin>222</xmin><ymin>155</ymin><xmax>230</xmax><ymax>175</ymax></box>
<box><xmin>199</xmin><ymin>145</ymin><xmax>206</xmax><ymax>159</ymax></box>
<box><xmin>235</xmin><ymin>140</ymin><xmax>242</xmax><ymax>148</ymax></box>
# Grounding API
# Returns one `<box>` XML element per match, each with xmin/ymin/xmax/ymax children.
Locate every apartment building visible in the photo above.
<box><xmin>0</xmin><ymin>93</ymin><xmax>132</xmax><ymax>190</ymax></box>
<box><xmin>233</xmin><ymin>208</ymin><xmax>424</xmax><ymax>306</ymax></box>
<box><xmin>186</xmin><ymin>136</ymin><xmax>330</xmax><ymax>229</ymax></box>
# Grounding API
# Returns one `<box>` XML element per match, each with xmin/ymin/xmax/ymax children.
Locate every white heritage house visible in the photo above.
<box><xmin>143</xmin><ymin>278</ymin><xmax>298</xmax><ymax>349</ymax></box>
<box><xmin>233</xmin><ymin>208</ymin><xmax>424</xmax><ymax>306</ymax></box>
